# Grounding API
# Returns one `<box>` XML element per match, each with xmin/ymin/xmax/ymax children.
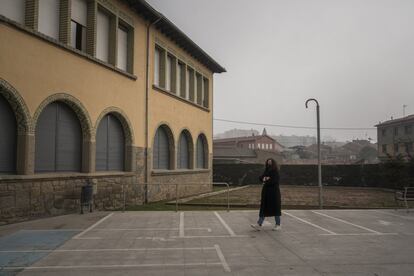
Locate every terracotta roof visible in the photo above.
<box><xmin>122</xmin><ymin>0</ymin><xmax>226</xmax><ymax>73</ymax></box>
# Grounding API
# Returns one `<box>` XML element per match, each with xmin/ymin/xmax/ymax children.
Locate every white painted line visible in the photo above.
<box><xmin>0</xmin><ymin>247</ymin><xmax>216</xmax><ymax>253</ymax></box>
<box><xmin>171</xmin><ymin>235</ymin><xmax>249</xmax><ymax>239</ymax></box>
<box><xmin>21</xmin><ymin>229</ymin><xmax>83</xmax><ymax>232</ymax></box>
<box><xmin>72</xmin><ymin>213</ymin><xmax>113</xmax><ymax>239</ymax></box>
<box><xmin>214</xmin><ymin>244</ymin><xmax>231</xmax><ymax>272</ymax></box>
<box><xmin>283</xmin><ymin>211</ymin><xmax>337</xmax><ymax>235</ymax></box>
<box><xmin>214</xmin><ymin>211</ymin><xmax>236</xmax><ymax>237</ymax></box>
<box><xmin>373</xmin><ymin>210</ymin><xmax>414</xmax><ymax>221</ymax></box>
<box><xmin>179</xmin><ymin>212</ymin><xmax>185</xmax><ymax>238</ymax></box>
<box><xmin>73</xmin><ymin>237</ymin><xmax>102</xmax><ymax>240</ymax></box>
<box><xmin>312</xmin><ymin>211</ymin><xmax>383</xmax><ymax>234</ymax></box>
<box><xmin>319</xmin><ymin>233</ymin><xmax>398</xmax><ymax>236</ymax></box>
<box><xmin>91</xmin><ymin>227</ymin><xmax>211</xmax><ymax>231</ymax></box>
<box><xmin>3</xmin><ymin>263</ymin><xmax>223</xmax><ymax>270</ymax></box>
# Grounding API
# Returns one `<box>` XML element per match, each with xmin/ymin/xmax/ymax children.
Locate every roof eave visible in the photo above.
<box><xmin>123</xmin><ymin>0</ymin><xmax>226</xmax><ymax>73</ymax></box>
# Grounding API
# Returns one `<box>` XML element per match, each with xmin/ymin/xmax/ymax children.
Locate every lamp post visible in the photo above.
<box><xmin>306</xmin><ymin>98</ymin><xmax>323</xmax><ymax>209</ymax></box>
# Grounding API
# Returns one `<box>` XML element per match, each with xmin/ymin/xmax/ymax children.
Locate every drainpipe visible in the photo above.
<box><xmin>144</xmin><ymin>15</ymin><xmax>162</xmax><ymax>204</ymax></box>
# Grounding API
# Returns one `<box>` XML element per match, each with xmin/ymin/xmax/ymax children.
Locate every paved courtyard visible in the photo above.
<box><xmin>0</xmin><ymin>209</ymin><xmax>413</xmax><ymax>275</ymax></box>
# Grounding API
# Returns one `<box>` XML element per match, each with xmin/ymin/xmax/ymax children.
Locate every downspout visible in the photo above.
<box><xmin>144</xmin><ymin>15</ymin><xmax>162</xmax><ymax>204</ymax></box>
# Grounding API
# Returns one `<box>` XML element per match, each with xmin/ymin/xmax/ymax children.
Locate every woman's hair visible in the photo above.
<box><xmin>265</xmin><ymin>158</ymin><xmax>279</xmax><ymax>172</ymax></box>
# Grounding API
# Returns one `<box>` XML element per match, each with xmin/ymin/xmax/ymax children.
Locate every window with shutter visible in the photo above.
<box><xmin>196</xmin><ymin>135</ymin><xmax>207</xmax><ymax>169</ymax></box>
<box><xmin>0</xmin><ymin>0</ymin><xmax>25</xmax><ymax>24</ymax></box>
<box><xmin>35</xmin><ymin>102</ymin><xmax>82</xmax><ymax>172</ymax></box>
<box><xmin>153</xmin><ymin>127</ymin><xmax>170</xmax><ymax>170</ymax></box>
<box><xmin>38</xmin><ymin>0</ymin><xmax>60</xmax><ymax>40</ymax></box>
<box><xmin>178</xmin><ymin>133</ymin><xmax>189</xmax><ymax>169</ymax></box>
<box><xmin>96</xmin><ymin>114</ymin><xmax>125</xmax><ymax>171</ymax></box>
<box><xmin>0</xmin><ymin>95</ymin><xmax>17</xmax><ymax>173</ymax></box>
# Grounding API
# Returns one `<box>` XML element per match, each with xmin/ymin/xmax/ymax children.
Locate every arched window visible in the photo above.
<box><xmin>35</xmin><ymin>102</ymin><xmax>82</xmax><ymax>172</ymax></box>
<box><xmin>153</xmin><ymin>126</ymin><xmax>171</xmax><ymax>170</ymax></box>
<box><xmin>177</xmin><ymin>132</ymin><xmax>190</xmax><ymax>169</ymax></box>
<box><xmin>96</xmin><ymin>114</ymin><xmax>125</xmax><ymax>171</ymax></box>
<box><xmin>0</xmin><ymin>95</ymin><xmax>17</xmax><ymax>173</ymax></box>
<box><xmin>196</xmin><ymin>135</ymin><xmax>208</xmax><ymax>169</ymax></box>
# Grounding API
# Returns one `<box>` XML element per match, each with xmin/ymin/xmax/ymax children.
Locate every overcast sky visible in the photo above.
<box><xmin>146</xmin><ymin>0</ymin><xmax>414</xmax><ymax>142</ymax></box>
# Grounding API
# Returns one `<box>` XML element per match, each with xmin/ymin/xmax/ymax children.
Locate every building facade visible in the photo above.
<box><xmin>0</xmin><ymin>0</ymin><xmax>225</xmax><ymax>224</ymax></box>
<box><xmin>375</xmin><ymin>115</ymin><xmax>414</xmax><ymax>159</ymax></box>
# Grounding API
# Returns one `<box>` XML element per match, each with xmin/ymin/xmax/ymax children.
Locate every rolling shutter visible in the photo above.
<box><xmin>38</xmin><ymin>0</ymin><xmax>60</xmax><ymax>39</ymax></box>
<box><xmin>196</xmin><ymin>136</ymin><xmax>205</xmax><ymax>169</ymax></box>
<box><xmin>0</xmin><ymin>0</ymin><xmax>25</xmax><ymax>24</ymax></box>
<box><xmin>35</xmin><ymin>102</ymin><xmax>82</xmax><ymax>172</ymax></box>
<box><xmin>96</xmin><ymin>114</ymin><xmax>125</xmax><ymax>171</ymax></box>
<box><xmin>0</xmin><ymin>95</ymin><xmax>16</xmax><ymax>173</ymax></box>
<box><xmin>153</xmin><ymin>127</ymin><xmax>169</xmax><ymax>169</ymax></box>
<box><xmin>178</xmin><ymin>133</ymin><xmax>189</xmax><ymax>169</ymax></box>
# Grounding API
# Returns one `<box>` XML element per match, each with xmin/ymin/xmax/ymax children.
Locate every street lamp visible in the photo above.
<box><xmin>306</xmin><ymin>98</ymin><xmax>323</xmax><ymax>209</ymax></box>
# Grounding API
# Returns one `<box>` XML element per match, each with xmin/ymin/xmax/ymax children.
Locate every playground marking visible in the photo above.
<box><xmin>215</xmin><ymin>244</ymin><xmax>231</xmax><ymax>272</ymax></box>
<box><xmin>283</xmin><ymin>211</ymin><xmax>337</xmax><ymax>235</ymax></box>
<box><xmin>72</xmin><ymin>213</ymin><xmax>113</xmax><ymax>239</ymax></box>
<box><xmin>312</xmin><ymin>211</ymin><xmax>383</xmax><ymax>234</ymax></box>
<box><xmin>214</xmin><ymin>211</ymin><xmax>236</xmax><ymax>237</ymax></box>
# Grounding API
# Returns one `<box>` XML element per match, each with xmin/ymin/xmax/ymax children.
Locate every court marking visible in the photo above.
<box><xmin>215</xmin><ymin>244</ymin><xmax>231</xmax><ymax>272</ymax></box>
<box><xmin>91</xmin><ymin>227</ymin><xmax>211</xmax><ymax>232</ymax></box>
<box><xmin>214</xmin><ymin>211</ymin><xmax>236</xmax><ymax>237</ymax></box>
<box><xmin>72</xmin><ymin>213</ymin><xmax>113</xmax><ymax>239</ymax></box>
<box><xmin>1</xmin><ymin>245</ymin><xmax>231</xmax><ymax>272</ymax></box>
<box><xmin>2</xmin><ymin>263</ymin><xmax>224</xmax><ymax>270</ymax></box>
<box><xmin>179</xmin><ymin>212</ymin><xmax>185</xmax><ymax>237</ymax></box>
<box><xmin>171</xmin><ymin>235</ymin><xmax>249</xmax><ymax>239</ymax></box>
<box><xmin>312</xmin><ymin>211</ymin><xmax>383</xmax><ymax>234</ymax></box>
<box><xmin>283</xmin><ymin>211</ymin><xmax>337</xmax><ymax>235</ymax></box>
<box><xmin>373</xmin><ymin>210</ymin><xmax>414</xmax><ymax>221</ymax></box>
<box><xmin>0</xmin><ymin>247</ymin><xmax>217</xmax><ymax>253</ymax></box>
<box><xmin>319</xmin><ymin>233</ymin><xmax>398</xmax><ymax>236</ymax></box>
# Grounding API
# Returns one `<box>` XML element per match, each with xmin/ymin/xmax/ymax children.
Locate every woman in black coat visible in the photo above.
<box><xmin>251</xmin><ymin>158</ymin><xmax>282</xmax><ymax>231</ymax></box>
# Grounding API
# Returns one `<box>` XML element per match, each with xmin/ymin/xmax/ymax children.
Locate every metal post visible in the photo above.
<box><xmin>175</xmin><ymin>183</ymin><xmax>179</xmax><ymax>212</ymax></box>
<box><xmin>226</xmin><ymin>183</ymin><xmax>230</xmax><ymax>212</ymax></box>
<box><xmin>306</xmin><ymin>98</ymin><xmax>323</xmax><ymax>209</ymax></box>
<box><xmin>122</xmin><ymin>183</ymin><xmax>126</xmax><ymax>212</ymax></box>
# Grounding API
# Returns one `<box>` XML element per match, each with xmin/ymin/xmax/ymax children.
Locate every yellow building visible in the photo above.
<box><xmin>0</xmin><ymin>0</ymin><xmax>225</xmax><ymax>224</ymax></box>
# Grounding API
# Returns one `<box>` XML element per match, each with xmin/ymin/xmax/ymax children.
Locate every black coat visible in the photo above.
<box><xmin>259</xmin><ymin>168</ymin><xmax>281</xmax><ymax>217</ymax></box>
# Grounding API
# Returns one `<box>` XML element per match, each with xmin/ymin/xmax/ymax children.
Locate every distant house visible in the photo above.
<box><xmin>376</xmin><ymin>115</ymin><xmax>414</xmax><ymax>159</ymax></box>
<box><xmin>214</xmin><ymin>128</ymin><xmax>284</xmax><ymax>152</ymax></box>
<box><xmin>213</xmin><ymin>128</ymin><xmax>283</xmax><ymax>164</ymax></box>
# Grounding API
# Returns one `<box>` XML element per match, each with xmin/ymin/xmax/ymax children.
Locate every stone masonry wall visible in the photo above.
<box><xmin>0</xmin><ymin>174</ymin><xmax>136</xmax><ymax>225</ymax></box>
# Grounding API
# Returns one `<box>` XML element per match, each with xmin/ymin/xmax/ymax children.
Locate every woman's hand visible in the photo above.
<box><xmin>263</xmin><ymin>176</ymin><xmax>270</xmax><ymax>182</ymax></box>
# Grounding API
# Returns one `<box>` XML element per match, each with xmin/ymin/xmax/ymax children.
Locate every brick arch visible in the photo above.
<box><xmin>94</xmin><ymin>107</ymin><xmax>135</xmax><ymax>145</ymax></box>
<box><xmin>33</xmin><ymin>93</ymin><xmax>93</xmax><ymax>140</ymax></box>
<box><xmin>0</xmin><ymin>78</ymin><xmax>32</xmax><ymax>134</ymax></box>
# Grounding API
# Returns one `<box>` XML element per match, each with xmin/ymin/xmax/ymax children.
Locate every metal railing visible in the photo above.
<box><xmin>121</xmin><ymin>182</ymin><xmax>230</xmax><ymax>212</ymax></box>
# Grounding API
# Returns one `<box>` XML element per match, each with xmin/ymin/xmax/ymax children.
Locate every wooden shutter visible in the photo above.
<box><xmin>35</xmin><ymin>102</ymin><xmax>81</xmax><ymax>172</ymax></box>
<box><xmin>96</xmin><ymin>114</ymin><xmax>108</xmax><ymax>171</ymax></box>
<box><xmin>108</xmin><ymin>115</ymin><xmax>125</xmax><ymax>171</ymax></box>
<box><xmin>96</xmin><ymin>114</ymin><xmax>125</xmax><ymax>171</ymax></box>
<box><xmin>35</xmin><ymin>103</ymin><xmax>58</xmax><ymax>172</ymax></box>
<box><xmin>178</xmin><ymin>133</ymin><xmax>189</xmax><ymax>169</ymax></box>
<box><xmin>153</xmin><ymin>127</ymin><xmax>169</xmax><ymax>169</ymax></box>
<box><xmin>0</xmin><ymin>95</ymin><xmax>16</xmax><ymax>173</ymax></box>
<box><xmin>55</xmin><ymin>103</ymin><xmax>82</xmax><ymax>172</ymax></box>
<box><xmin>196</xmin><ymin>137</ymin><xmax>205</xmax><ymax>169</ymax></box>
